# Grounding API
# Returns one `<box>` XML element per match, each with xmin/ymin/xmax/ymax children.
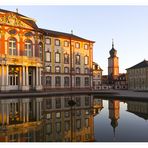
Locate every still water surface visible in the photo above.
<box><xmin>0</xmin><ymin>95</ymin><xmax>148</xmax><ymax>142</ymax></box>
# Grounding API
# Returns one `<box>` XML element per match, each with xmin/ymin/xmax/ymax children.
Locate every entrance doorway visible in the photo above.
<box><xmin>8</xmin><ymin>66</ymin><xmax>19</xmax><ymax>90</ymax></box>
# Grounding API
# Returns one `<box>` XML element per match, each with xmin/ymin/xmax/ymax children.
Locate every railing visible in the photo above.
<box><xmin>0</xmin><ymin>54</ymin><xmax>43</xmax><ymax>66</ymax></box>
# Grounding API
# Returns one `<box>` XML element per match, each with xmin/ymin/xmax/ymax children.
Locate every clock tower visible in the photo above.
<box><xmin>108</xmin><ymin>39</ymin><xmax>119</xmax><ymax>84</ymax></box>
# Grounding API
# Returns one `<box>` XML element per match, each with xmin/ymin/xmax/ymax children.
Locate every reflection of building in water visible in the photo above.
<box><xmin>127</xmin><ymin>101</ymin><xmax>148</xmax><ymax>120</ymax></box>
<box><xmin>42</xmin><ymin>95</ymin><xmax>95</xmax><ymax>142</ymax></box>
<box><xmin>108</xmin><ymin>100</ymin><xmax>120</xmax><ymax>137</ymax></box>
<box><xmin>0</xmin><ymin>95</ymin><xmax>96</xmax><ymax>142</ymax></box>
<box><xmin>0</xmin><ymin>98</ymin><xmax>43</xmax><ymax>126</ymax></box>
<box><xmin>93</xmin><ymin>97</ymin><xmax>103</xmax><ymax>115</ymax></box>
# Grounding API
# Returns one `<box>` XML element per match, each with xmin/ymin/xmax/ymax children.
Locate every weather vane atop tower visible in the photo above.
<box><xmin>112</xmin><ymin>38</ymin><xmax>114</xmax><ymax>49</ymax></box>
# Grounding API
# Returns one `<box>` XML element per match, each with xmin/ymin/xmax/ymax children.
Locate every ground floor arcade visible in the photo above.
<box><xmin>0</xmin><ymin>65</ymin><xmax>42</xmax><ymax>91</ymax></box>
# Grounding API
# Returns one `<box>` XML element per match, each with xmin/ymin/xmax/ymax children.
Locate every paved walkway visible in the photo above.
<box><xmin>0</xmin><ymin>89</ymin><xmax>148</xmax><ymax>100</ymax></box>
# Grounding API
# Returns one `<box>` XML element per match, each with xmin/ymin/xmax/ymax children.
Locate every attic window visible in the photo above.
<box><xmin>25</xmin><ymin>32</ymin><xmax>33</xmax><ymax>37</ymax></box>
<box><xmin>8</xmin><ymin>29</ymin><xmax>17</xmax><ymax>35</ymax></box>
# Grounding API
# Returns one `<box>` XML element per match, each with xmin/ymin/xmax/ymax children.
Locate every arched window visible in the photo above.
<box><xmin>84</xmin><ymin>55</ymin><xmax>89</xmax><ymax>65</ymax></box>
<box><xmin>24</xmin><ymin>40</ymin><xmax>33</xmax><ymax>57</ymax></box>
<box><xmin>76</xmin><ymin>67</ymin><xmax>80</xmax><ymax>74</ymax></box>
<box><xmin>64</xmin><ymin>53</ymin><xmax>69</xmax><ymax>64</ymax></box>
<box><xmin>55</xmin><ymin>52</ymin><xmax>60</xmax><ymax>63</ymax></box>
<box><xmin>39</xmin><ymin>42</ymin><xmax>43</xmax><ymax>60</ymax></box>
<box><xmin>9</xmin><ymin>38</ymin><xmax>17</xmax><ymax>56</ymax></box>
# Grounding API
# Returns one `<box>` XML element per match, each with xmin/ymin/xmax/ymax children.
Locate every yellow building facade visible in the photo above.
<box><xmin>41</xmin><ymin>29</ymin><xmax>94</xmax><ymax>90</ymax></box>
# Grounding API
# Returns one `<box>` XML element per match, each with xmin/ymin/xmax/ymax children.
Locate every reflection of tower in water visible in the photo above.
<box><xmin>108</xmin><ymin>100</ymin><xmax>120</xmax><ymax>140</ymax></box>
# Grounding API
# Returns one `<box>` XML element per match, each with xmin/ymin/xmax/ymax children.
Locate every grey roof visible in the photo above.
<box><xmin>126</xmin><ymin>60</ymin><xmax>148</xmax><ymax>70</ymax></box>
<box><xmin>40</xmin><ymin>28</ymin><xmax>95</xmax><ymax>43</ymax></box>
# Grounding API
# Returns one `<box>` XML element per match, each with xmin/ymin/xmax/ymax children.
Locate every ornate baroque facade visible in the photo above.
<box><xmin>0</xmin><ymin>9</ymin><xmax>94</xmax><ymax>91</ymax></box>
<box><xmin>0</xmin><ymin>9</ymin><xmax>43</xmax><ymax>91</ymax></box>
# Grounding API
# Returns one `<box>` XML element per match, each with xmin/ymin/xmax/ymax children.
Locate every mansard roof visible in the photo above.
<box><xmin>126</xmin><ymin>60</ymin><xmax>148</xmax><ymax>70</ymax></box>
<box><xmin>40</xmin><ymin>28</ymin><xmax>95</xmax><ymax>43</ymax></box>
<box><xmin>0</xmin><ymin>8</ymin><xmax>38</xmax><ymax>29</ymax></box>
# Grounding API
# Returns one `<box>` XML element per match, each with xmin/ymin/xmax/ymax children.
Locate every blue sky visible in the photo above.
<box><xmin>1</xmin><ymin>5</ymin><xmax>148</xmax><ymax>74</ymax></box>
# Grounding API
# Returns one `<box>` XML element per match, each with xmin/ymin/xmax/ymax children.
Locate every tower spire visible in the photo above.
<box><xmin>112</xmin><ymin>38</ymin><xmax>114</xmax><ymax>49</ymax></box>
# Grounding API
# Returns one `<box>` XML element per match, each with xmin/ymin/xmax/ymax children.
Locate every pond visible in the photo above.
<box><xmin>0</xmin><ymin>95</ymin><xmax>148</xmax><ymax>142</ymax></box>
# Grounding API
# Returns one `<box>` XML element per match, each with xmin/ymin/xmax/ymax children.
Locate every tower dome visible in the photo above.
<box><xmin>109</xmin><ymin>39</ymin><xmax>117</xmax><ymax>57</ymax></box>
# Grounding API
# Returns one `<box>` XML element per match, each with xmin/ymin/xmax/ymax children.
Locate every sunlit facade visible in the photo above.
<box><xmin>93</xmin><ymin>62</ymin><xmax>103</xmax><ymax>90</ymax></box>
<box><xmin>0</xmin><ymin>9</ymin><xmax>43</xmax><ymax>91</ymax></box>
<box><xmin>108</xmin><ymin>40</ymin><xmax>119</xmax><ymax>84</ymax></box>
<box><xmin>41</xmin><ymin>29</ymin><xmax>94</xmax><ymax>90</ymax></box>
<box><xmin>0</xmin><ymin>8</ymin><xmax>94</xmax><ymax>91</ymax></box>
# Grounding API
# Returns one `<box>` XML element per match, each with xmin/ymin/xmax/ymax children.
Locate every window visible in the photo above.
<box><xmin>46</xmin><ymin>123</ymin><xmax>52</xmax><ymax>134</ymax></box>
<box><xmin>85</xmin><ymin>109</ymin><xmax>89</xmax><ymax>115</ymax></box>
<box><xmin>55</xmin><ymin>39</ymin><xmax>60</xmax><ymax>46</ymax></box>
<box><xmin>64</xmin><ymin>97</ymin><xmax>70</xmax><ymax>107</ymax></box>
<box><xmin>24</xmin><ymin>40</ymin><xmax>33</xmax><ymax>57</ymax></box>
<box><xmin>64</xmin><ymin>41</ymin><xmax>69</xmax><ymax>47</ymax></box>
<box><xmin>65</xmin><ymin>121</ymin><xmax>70</xmax><ymax>131</ymax></box>
<box><xmin>76</xmin><ymin>97</ymin><xmax>81</xmax><ymax>106</ymax></box>
<box><xmin>39</xmin><ymin>42</ymin><xmax>43</xmax><ymax>60</ymax></box>
<box><xmin>9</xmin><ymin>38</ymin><xmax>17</xmax><ymax>56</ymax></box>
<box><xmin>84</xmin><ymin>44</ymin><xmax>88</xmax><ymax>49</ymax></box>
<box><xmin>76</xmin><ymin>77</ymin><xmax>81</xmax><ymax>86</ymax></box>
<box><xmin>84</xmin><ymin>56</ymin><xmax>89</xmax><ymax>65</ymax></box>
<box><xmin>46</xmin><ymin>76</ymin><xmax>52</xmax><ymax>86</ymax></box>
<box><xmin>55</xmin><ymin>52</ymin><xmax>60</xmax><ymax>63</ymax></box>
<box><xmin>85</xmin><ymin>68</ymin><xmax>89</xmax><ymax>74</ymax></box>
<box><xmin>46</xmin><ymin>113</ymin><xmax>52</xmax><ymax>119</ymax></box>
<box><xmin>46</xmin><ymin>52</ymin><xmax>51</xmax><ymax>62</ymax></box>
<box><xmin>55</xmin><ymin>98</ymin><xmax>61</xmax><ymax>108</ymax></box>
<box><xmin>55</xmin><ymin>76</ymin><xmax>61</xmax><ymax>86</ymax></box>
<box><xmin>64</xmin><ymin>67</ymin><xmax>69</xmax><ymax>73</ymax></box>
<box><xmin>85</xmin><ymin>96</ymin><xmax>90</xmax><ymax>106</ymax></box>
<box><xmin>64</xmin><ymin>53</ymin><xmax>69</xmax><ymax>64</ymax></box>
<box><xmin>75</xmin><ymin>42</ymin><xmax>80</xmax><ymax>48</ymax></box>
<box><xmin>9</xmin><ymin>67</ymin><xmax>19</xmax><ymax>86</ymax></box>
<box><xmin>46</xmin><ymin>99</ymin><xmax>52</xmax><ymax>109</ymax></box>
<box><xmin>64</xmin><ymin>111</ymin><xmax>70</xmax><ymax>117</ymax></box>
<box><xmin>64</xmin><ymin>77</ymin><xmax>69</xmax><ymax>86</ymax></box>
<box><xmin>85</xmin><ymin>118</ymin><xmax>89</xmax><ymax>128</ymax></box>
<box><xmin>56</xmin><ymin>122</ymin><xmax>61</xmax><ymax>133</ymax></box>
<box><xmin>85</xmin><ymin>77</ymin><xmax>89</xmax><ymax>86</ymax></box>
<box><xmin>46</xmin><ymin>38</ymin><xmax>51</xmax><ymax>44</ymax></box>
<box><xmin>75</xmin><ymin>54</ymin><xmax>80</xmax><ymax>65</ymax></box>
<box><xmin>76</xmin><ymin>110</ymin><xmax>81</xmax><ymax>116</ymax></box>
<box><xmin>76</xmin><ymin>67</ymin><xmax>80</xmax><ymax>74</ymax></box>
<box><xmin>85</xmin><ymin>134</ymin><xmax>90</xmax><ymax>140</ymax></box>
<box><xmin>55</xmin><ymin>66</ymin><xmax>61</xmax><ymax>73</ymax></box>
<box><xmin>46</xmin><ymin>66</ymin><xmax>51</xmax><ymax>72</ymax></box>
<box><xmin>56</xmin><ymin>112</ymin><xmax>61</xmax><ymax>118</ymax></box>
<box><xmin>76</xmin><ymin>119</ymin><xmax>81</xmax><ymax>129</ymax></box>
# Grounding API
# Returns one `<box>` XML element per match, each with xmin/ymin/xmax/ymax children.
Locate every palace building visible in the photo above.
<box><xmin>41</xmin><ymin>29</ymin><xmax>94</xmax><ymax>90</ymax></box>
<box><xmin>0</xmin><ymin>9</ymin><xmax>43</xmax><ymax>91</ymax></box>
<box><xmin>0</xmin><ymin>8</ymin><xmax>94</xmax><ymax>91</ymax></box>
